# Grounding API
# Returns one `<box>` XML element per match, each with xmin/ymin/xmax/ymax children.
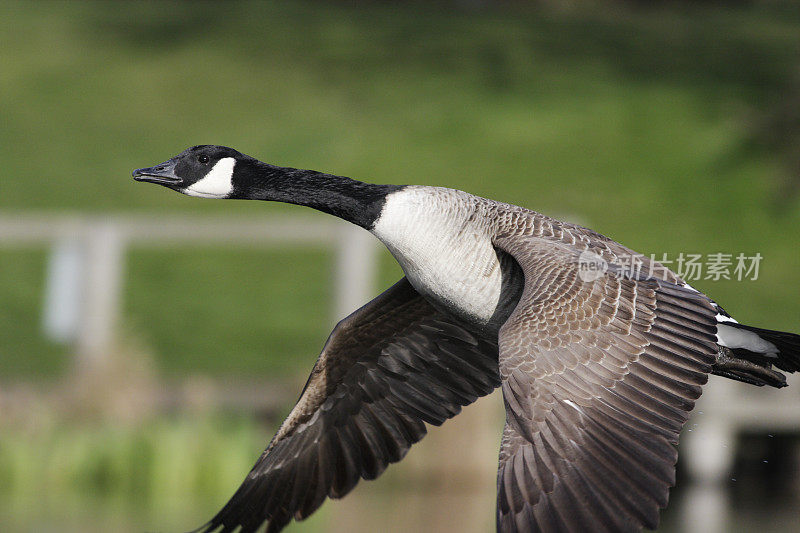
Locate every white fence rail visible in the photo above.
<box><xmin>0</xmin><ymin>213</ymin><xmax>379</xmax><ymax>373</ymax></box>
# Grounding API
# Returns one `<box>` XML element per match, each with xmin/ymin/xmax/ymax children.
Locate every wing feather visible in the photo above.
<box><xmin>197</xmin><ymin>277</ymin><xmax>499</xmax><ymax>532</ymax></box>
<box><xmin>493</xmin><ymin>234</ymin><xmax>717</xmax><ymax>533</ymax></box>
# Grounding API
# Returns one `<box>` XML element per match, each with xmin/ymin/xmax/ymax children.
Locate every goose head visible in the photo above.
<box><xmin>132</xmin><ymin>145</ymin><xmax>263</xmax><ymax>199</ymax></box>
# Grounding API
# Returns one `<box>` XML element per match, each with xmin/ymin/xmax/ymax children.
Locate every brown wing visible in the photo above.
<box><xmin>198</xmin><ymin>277</ymin><xmax>499</xmax><ymax>533</ymax></box>
<box><xmin>493</xmin><ymin>235</ymin><xmax>718</xmax><ymax>533</ymax></box>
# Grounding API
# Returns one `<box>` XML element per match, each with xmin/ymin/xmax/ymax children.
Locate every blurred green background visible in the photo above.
<box><xmin>1</xmin><ymin>1</ymin><xmax>799</xmax><ymax>532</ymax></box>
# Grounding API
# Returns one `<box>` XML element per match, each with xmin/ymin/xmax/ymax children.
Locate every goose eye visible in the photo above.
<box><xmin>198</xmin><ymin>155</ymin><xmax>210</xmax><ymax>164</ymax></box>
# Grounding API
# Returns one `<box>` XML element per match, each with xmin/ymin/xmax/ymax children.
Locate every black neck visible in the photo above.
<box><xmin>237</xmin><ymin>160</ymin><xmax>402</xmax><ymax>229</ymax></box>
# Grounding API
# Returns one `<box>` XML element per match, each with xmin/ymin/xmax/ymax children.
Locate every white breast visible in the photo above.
<box><xmin>371</xmin><ymin>187</ymin><xmax>502</xmax><ymax>324</ymax></box>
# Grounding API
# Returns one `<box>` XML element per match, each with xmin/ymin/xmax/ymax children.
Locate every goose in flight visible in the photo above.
<box><xmin>133</xmin><ymin>145</ymin><xmax>800</xmax><ymax>533</ymax></box>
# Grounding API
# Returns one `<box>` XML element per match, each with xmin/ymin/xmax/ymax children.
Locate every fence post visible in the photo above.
<box><xmin>680</xmin><ymin>379</ymin><xmax>737</xmax><ymax>533</ymax></box>
<box><xmin>42</xmin><ymin>237</ymin><xmax>84</xmax><ymax>343</ymax></box>
<box><xmin>75</xmin><ymin>220</ymin><xmax>125</xmax><ymax>374</ymax></box>
<box><xmin>333</xmin><ymin>223</ymin><xmax>379</xmax><ymax>322</ymax></box>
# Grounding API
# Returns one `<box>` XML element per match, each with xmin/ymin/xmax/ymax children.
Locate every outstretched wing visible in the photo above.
<box><xmin>493</xmin><ymin>235</ymin><xmax>718</xmax><ymax>533</ymax></box>
<box><xmin>198</xmin><ymin>277</ymin><xmax>499</xmax><ymax>533</ymax></box>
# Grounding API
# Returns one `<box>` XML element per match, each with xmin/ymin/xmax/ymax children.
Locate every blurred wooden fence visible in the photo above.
<box><xmin>0</xmin><ymin>212</ymin><xmax>379</xmax><ymax>375</ymax></box>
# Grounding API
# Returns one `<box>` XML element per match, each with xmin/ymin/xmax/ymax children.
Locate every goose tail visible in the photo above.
<box><xmin>724</xmin><ymin>322</ymin><xmax>800</xmax><ymax>372</ymax></box>
<box><xmin>712</xmin><ymin>311</ymin><xmax>800</xmax><ymax>387</ymax></box>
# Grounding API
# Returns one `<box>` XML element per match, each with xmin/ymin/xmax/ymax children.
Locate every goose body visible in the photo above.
<box><xmin>373</xmin><ymin>186</ymin><xmax>518</xmax><ymax>328</ymax></box>
<box><xmin>133</xmin><ymin>145</ymin><xmax>800</xmax><ymax>533</ymax></box>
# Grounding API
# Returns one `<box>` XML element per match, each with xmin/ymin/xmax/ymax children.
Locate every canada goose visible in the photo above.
<box><xmin>133</xmin><ymin>145</ymin><xmax>800</xmax><ymax>533</ymax></box>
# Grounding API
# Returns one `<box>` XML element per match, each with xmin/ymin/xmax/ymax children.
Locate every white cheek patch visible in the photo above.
<box><xmin>184</xmin><ymin>157</ymin><xmax>236</xmax><ymax>198</ymax></box>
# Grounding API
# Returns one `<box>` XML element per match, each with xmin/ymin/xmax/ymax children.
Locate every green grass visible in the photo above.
<box><xmin>0</xmin><ymin>249</ymin><xmax>70</xmax><ymax>376</ymax></box>
<box><xmin>1</xmin><ymin>0</ymin><xmax>799</xmax><ymax>378</ymax></box>
<box><xmin>0</xmin><ymin>414</ymin><xmax>328</xmax><ymax>532</ymax></box>
<box><xmin>125</xmin><ymin>246</ymin><xmax>334</xmax><ymax>376</ymax></box>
